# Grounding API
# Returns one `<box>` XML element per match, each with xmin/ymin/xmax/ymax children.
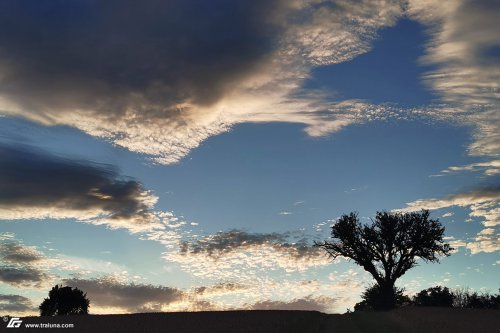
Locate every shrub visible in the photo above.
<box><xmin>354</xmin><ymin>284</ymin><xmax>410</xmax><ymax>311</ymax></box>
<box><xmin>452</xmin><ymin>288</ymin><xmax>500</xmax><ymax>309</ymax></box>
<box><xmin>413</xmin><ymin>286</ymin><xmax>453</xmax><ymax>307</ymax></box>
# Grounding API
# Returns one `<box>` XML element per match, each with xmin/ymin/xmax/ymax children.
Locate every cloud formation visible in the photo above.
<box><xmin>167</xmin><ymin>229</ymin><xmax>330</xmax><ymax>279</ymax></box>
<box><xmin>0</xmin><ymin>0</ymin><xmax>407</xmax><ymax>163</ymax></box>
<box><xmin>0</xmin><ymin>242</ymin><xmax>43</xmax><ymax>264</ymax></box>
<box><xmin>0</xmin><ymin>294</ymin><xmax>35</xmax><ymax>313</ymax></box>
<box><xmin>0</xmin><ymin>0</ymin><xmax>497</xmax><ymax>165</ymax></box>
<box><xmin>408</xmin><ymin>0</ymin><xmax>500</xmax><ymax>157</ymax></box>
<box><xmin>466</xmin><ymin>228</ymin><xmax>500</xmax><ymax>254</ymax></box>
<box><xmin>399</xmin><ymin>186</ymin><xmax>499</xmax><ymax>227</ymax></box>
<box><xmin>399</xmin><ymin>186</ymin><xmax>500</xmax><ymax>254</ymax></box>
<box><xmin>433</xmin><ymin>160</ymin><xmax>500</xmax><ymax>177</ymax></box>
<box><xmin>193</xmin><ymin>283</ymin><xmax>246</xmax><ymax>297</ymax></box>
<box><xmin>0</xmin><ymin>238</ymin><xmax>51</xmax><ymax>288</ymax></box>
<box><xmin>179</xmin><ymin>230</ymin><xmax>321</xmax><ymax>259</ymax></box>
<box><xmin>0</xmin><ymin>266</ymin><xmax>48</xmax><ymax>288</ymax></box>
<box><xmin>247</xmin><ymin>295</ymin><xmax>336</xmax><ymax>312</ymax></box>
<box><xmin>0</xmin><ymin>144</ymin><xmax>159</xmax><ymax>232</ymax></box>
<box><xmin>61</xmin><ymin>275</ymin><xmax>346</xmax><ymax>313</ymax></box>
<box><xmin>63</xmin><ymin>276</ymin><xmax>183</xmax><ymax>313</ymax></box>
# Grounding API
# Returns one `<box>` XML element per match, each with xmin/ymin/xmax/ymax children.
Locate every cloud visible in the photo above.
<box><xmin>0</xmin><ymin>242</ymin><xmax>43</xmax><ymax>264</ymax></box>
<box><xmin>399</xmin><ymin>186</ymin><xmax>500</xmax><ymax>254</ymax></box>
<box><xmin>408</xmin><ymin>0</ymin><xmax>500</xmax><ymax>157</ymax></box>
<box><xmin>193</xmin><ymin>282</ymin><xmax>246</xmax><ymax>297</ymax></box>
<box><xmin>466</xmin><ymin>228</ymin><xmax>500</xmax><ymax>254</ymax></box>
<box><xmin>0</xmin><ymin>0</ymin><xmax>281</xmax><ymax>111</ymax></box>
<box><xmin>0</xmin><ymin>144</ymin><xmax>160</xmax><ymax>232</ymax></box>
<box><xmin>0</xmin><ymin>294</ymin><xmax>35</xmax><ymax>313</ymax></box>
<box><xmin>399</xmin><ymin>186</ymin><xmax>499</xmax><ymax>227</ymax></box>
<box><xmin>0</xmin><ymin>0</ymin><xmax>407</xmax><ymax>164</ymax></box>
<box><xmin>164</xmin><ymin>229</ymin><xmax>330</xmax><ymax>279</ymax></box>
<box><xmin>0</xmin><ymin>266</ymin><xmax>48</xmax><ymax>288</ymax></box>
<box><xmin>187</xmin><ymin>278</ymin><xmax>353</xmax><ymax>313</ymax></box>
<box><xmin>179</xmin><ymin>229</ymin><xmax>319</xmax><ymax>259</ymax></box>
<box><xmin>433</xmin><ymin>160</ymin><xmax>500</xmax><ymax>177</ymax></box>
<box><xmin>63</xmin><ymin>276</ymin><xmax>183</xmax><ymax>313</ymax></box>
<box><xmin>0</xmin><ymin>234</ymin><xmax>136</xmax><ymax>290</ymax></box>
<box><xmin>247</xmin><ymin>295</ymin><xmax>336</xmax><ymax>312</ymax></box>
<box><xmin>0</xmin><ymin>238</ymin><xmax>54</xmax><ymax>288</ymax></box>
<box><xmin>0</xmin><ymin>1</ymin><xmax>496</xmax><ymax>166</ymax></box>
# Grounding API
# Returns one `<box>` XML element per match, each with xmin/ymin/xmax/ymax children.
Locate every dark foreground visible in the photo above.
<box><xmin>7</xmin><ymin>307</ymin><xmax>499</xmax><ymax>333</ymax></box>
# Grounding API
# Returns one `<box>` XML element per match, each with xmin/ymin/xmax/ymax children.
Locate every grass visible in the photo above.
<box><xmin>9</xmin><ymin>307</ymin><xmax>499</xmax><ymax>333</ymax></box>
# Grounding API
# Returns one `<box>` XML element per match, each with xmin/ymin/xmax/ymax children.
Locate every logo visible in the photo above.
<box><xmin>6</xmin><ymin>317</ymin><xmax>22</xmax><ymax>328</ymax></box>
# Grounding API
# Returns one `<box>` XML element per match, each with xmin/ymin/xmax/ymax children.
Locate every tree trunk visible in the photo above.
<box><xmin>377</xmin><ymin>280</ymin><xmax>396</xmax><ymax>310</ymax></box>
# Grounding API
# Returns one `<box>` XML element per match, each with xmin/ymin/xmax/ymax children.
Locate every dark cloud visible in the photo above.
<box><xmin>248</xmin><ymin>295</ymin><xmax>336</xmax><ymax>312</ymax></box>
<box><xmin>0</xmin><ymin>294</ymin><xmax>35</xmax><ymax>313</ymax></box>
<box><xmin>0</xmin><ymin>0</ymin><xmax>284</xmax><ymax>116</ymax></box>
<box><xmin>63</xmin><ymin>277</ymin><xmax>183</xmax><ymax>312</ymax></box>
<box><xmin>0</xmin><ymin>266</ymin><xmax>48</xmax><ymax>288</ymax></box>
<box><xmin>0</xmin><ymin>1</ymin><xmax>406</xmax><ymax>163</ymax></box>
<box><xmin>0</xmin><ymin>144</ymin><xmax>157</xmax><ymax>230</ymax></box>
<box><xmin>0</xmin><ymin>238</ymin><xmax>49</xmax><ymax>288</ymax></box>
<box><xmin>179</xmin><ymin>229</ymin><xmax>321</xmax><ymax>259</ymax></box>
<box><xmin>0</xmin><ymin>242</ymin><xmax>42</xmax><ymax>264</ymax></box>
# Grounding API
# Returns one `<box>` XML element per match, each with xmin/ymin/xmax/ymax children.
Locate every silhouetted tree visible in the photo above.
<box><xmin>316</xmin><ymin>210</ymin><xmax>452</xmax><ymax>310</ymax></box>
<box><xmin>413</xmin><ymin>286</ymin><xmax>453</xmax><ymax>307</ymax></box>
<box><xmin>39</xmin><ymin>285</ymin><xmax>89</xmax><ymax>316</ymax></box>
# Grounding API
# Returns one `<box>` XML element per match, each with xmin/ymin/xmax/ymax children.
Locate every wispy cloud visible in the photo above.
<box><xmin>432</xmin><ymin>160</ymin><xmax>500</xmax><ymax>177</ymax></box>
<box><xmin>398</xmin><ymin>186</ymin><xmax>499</xmax><ymax>227</ymax></box>
<box><xmin>398</xmin><ymin>186</ymin><xmax>499</xmax><ymax>254</ymax></box>
<box><xmin>408</xmin><ymin>0</ymin><xmax>500</xmax><ymax>158</ymax></box>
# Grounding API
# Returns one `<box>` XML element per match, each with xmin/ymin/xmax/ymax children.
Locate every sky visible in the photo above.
<box><xmin>0</xmin><ymin>0</ymin><xmax>499</xmax><ymax>315</ymax></box>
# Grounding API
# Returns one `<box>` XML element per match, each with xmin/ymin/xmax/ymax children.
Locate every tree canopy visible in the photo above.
<box><xmin>316</xmin><ymin>210</ymin><xmax>453</xmax><ymax>309</ymax></box>
<box><xmin>39</xmin><ymin>285</ymin><xmax>90</xmax><ymax>316</ymax></box>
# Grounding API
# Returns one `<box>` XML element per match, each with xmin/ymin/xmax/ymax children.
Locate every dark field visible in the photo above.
<box><xmin>7</xmin><ymin>308</ymin><xmax>499</xmax><ymax>333</ymax></box>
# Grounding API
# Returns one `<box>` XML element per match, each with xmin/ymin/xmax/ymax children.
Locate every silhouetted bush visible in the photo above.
<box><xmin>354</xmin><ymin>284</ymin><xmax>410</xmax><ymax>311</ymax></box>
<box><xmin>39</xmin><ymin>285</ymin><xmax>90</xmax><ymax>316</ymax></box>
<box><xmin>452</xmin><ymin>288</ymin><xmax>500</xmax><ymax>309</ymax></box>
<box><xmin>355</xmin><ymin>285</ymin><xmax>500</xmax><ymax>311</ymax></box>
<box><xmin>413</xmin><ymin>286</ymin><xmax>453</xmax><ymax>307</ymax></box>
<box><xmin>410</xmin><ymin>286</ymin><xmax>500</xmax><ymax>309</ymax></box>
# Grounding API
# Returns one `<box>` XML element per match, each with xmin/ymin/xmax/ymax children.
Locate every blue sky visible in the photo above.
<box><xmin>0</xmin><ymin>0</ymin><xmax>498</xmax><ymax>314</ymax></box>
